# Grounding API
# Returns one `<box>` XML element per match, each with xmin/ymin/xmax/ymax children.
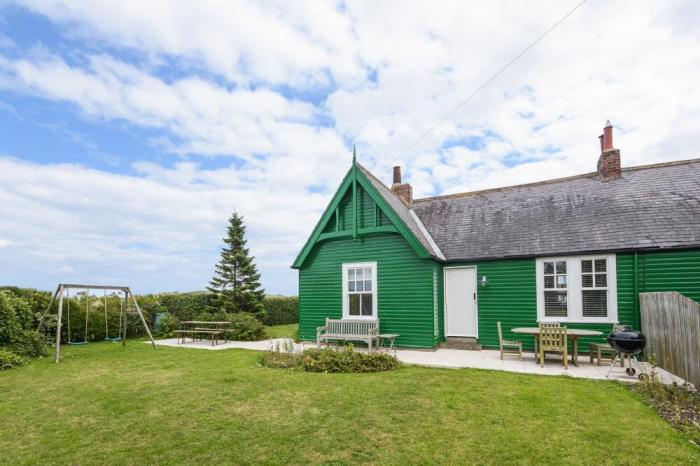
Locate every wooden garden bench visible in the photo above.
<box><xmin>174</xmin><ymin>329</ymin><xmax>224</xmax><ymax>346</ymax></box>
<box><xmin>316</xmin><ymin>318</ymin><xmax>380</xmax><ymax>351</ymax></box>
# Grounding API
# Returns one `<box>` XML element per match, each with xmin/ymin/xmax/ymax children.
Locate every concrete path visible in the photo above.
<box><xmin>152</xmin><ymin>337</ymin><xmax>688</xmax><ymax>386</ymax></box>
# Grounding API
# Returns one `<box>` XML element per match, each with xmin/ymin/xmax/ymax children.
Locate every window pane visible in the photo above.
<box><xmin>544</xmin><ymin>276</ymin><xmax>554</xmax><ymax>288</ymax></box>
<box><xmin>364</xmin><ymin>267</ymin><xmax>372</xmax><ymax>279</ymax></box>
<box><xmin>364</xmin><ymin>280</ymin><xmax>372</xmax><ymax>292</ymax></box>
<box><xmin>581</xmin><ymin>260</ymin><xmax>592</xmax><ymax>274</ymax></box>
<box><xmin>356</xmin><ymin>268</ymin><xmax>363</xmax><ymax>280</ymax></box>
<box><xmin>556</xmin><ymin>261</ymin><xmax>567</xmax><ymax>274</ymax></box>
<box><xmin>348</xmin><ymin>268</ymin><xmax>355</xmax><ymax>280</ymax></box>
<box><xmin>544</xmin><ymin>262</ymin><xmax>554</xmax><ymax>274</ymax></box>
<box><xmin>582</xmin><ymin>274</ymin><xmax>593</xmax><ymax>288</ymax></box>
<box><xmin>544</xmin><ymin>291</ymin><xmax>568</xmax><ymax>317</ymax></box>
<box><xmin>595</xmin><ymin>274</ymin><xmax>607</xmax><ymax>287</ymax></box>
<box><xmin>361</xmin><ymin>294</ymin><xmax>373</xmax><ymax>316</ymax></box>
<box><xmin>556</xmin><ymin>275</ymin><xmax>567</xmax><ymax>288</ymax></box>
<box><xmin>356</xmin><ymin>280</ymin><xmax>364</xmax><ymax>292</ymax></box>
<box><xmin>595</xmin><ymin>259</ymin><xmax>607</xmax><ymax>273</ymax></box>
<box><xmin>583</xmin><ymin>290</ymin><xmax>607</xmax><ymax>317</ymax></box>
<box><xmin>348</xmin><ymin>281</ymin><xmax>355</xmax><ymax>292</ymax></box>
<box><xmin>349</xmin><ymin>294</ymin><xmax>360</xmax><ymax>316</ymax></box>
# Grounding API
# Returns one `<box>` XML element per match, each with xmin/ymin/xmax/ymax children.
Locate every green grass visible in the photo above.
<box><xmin>264</xmin><ymin>323</ymin><xmax>298</xmax><ymax>339</ymax></box>
<box><xmin>1</xmin><ymin>343</ymin><xmax>697</xmax><ymax>465</ymax></box>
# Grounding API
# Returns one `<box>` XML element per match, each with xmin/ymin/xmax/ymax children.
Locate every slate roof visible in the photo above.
<box><xmin>384</xmin><ymin>159</ymin><xmax>700</xmax><ymax>262</ymax></box>
<box><xmin>357</xmin><ymin>163</ymin><xmax>445</xmax><ymax>260</ymax></box>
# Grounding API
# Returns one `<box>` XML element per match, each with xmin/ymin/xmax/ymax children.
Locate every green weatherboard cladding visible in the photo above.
<box><xmin>299</xmin><ymin>233</ymin><xmax>436</xmax><ymax>347</ymax></box>
<box><xmin>454</xmin><ymin>248</ymin><xmax>700</xmax><ymax>351</ymax></box>
<box><xmin>295</xmin><ymin>164</ymin><xmax>700</xmax><ymax>349</ymax></box>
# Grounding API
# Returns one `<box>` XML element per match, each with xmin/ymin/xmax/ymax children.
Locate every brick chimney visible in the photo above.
<box><xmin>597</xmin><ymin>120</ymin><xmax>621</xmax><ymax>181</ymax></box>
<box><xmin>391</xmin><ymin>166</ymin><xmax>413</xmax><ymax>206</ymax></box>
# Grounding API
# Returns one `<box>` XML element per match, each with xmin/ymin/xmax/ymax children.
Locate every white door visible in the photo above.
<box><xmin>445</xmin><ymin>267</ymin><xmax>477</xmax><ymax>337</ymax></box>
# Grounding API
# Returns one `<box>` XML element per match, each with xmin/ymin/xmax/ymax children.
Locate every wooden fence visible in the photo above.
<box><xmin>640</xmin><ymin>292</ymin><xmax>700</xmax><ymax>387</ymax></box>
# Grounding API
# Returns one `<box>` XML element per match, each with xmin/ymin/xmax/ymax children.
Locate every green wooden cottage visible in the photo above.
<box><xmin>292</xmin><ymin>123</ymin><xmax>700</xmax><ymax>349</ymax></box>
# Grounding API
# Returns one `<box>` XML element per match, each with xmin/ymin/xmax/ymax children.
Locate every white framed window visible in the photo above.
<box><xmin>342</xmin><ymin>262</ymin><xmax>377</xmax><ymax>319</ymax></box>
<box><xmin>536</xmin><ymin>255</ymin><xmax>617</xmax><ymax>323</ymax></box>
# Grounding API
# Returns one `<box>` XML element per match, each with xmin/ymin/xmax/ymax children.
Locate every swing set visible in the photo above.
<box><xmin>37</xmin><ymin>284</ymin><xmax>156</xmax><ymax>363</ymax></box>
<box><xmin>63</xmin><ymin>288</ymin><xmax>125</xmax><ymax>345</ymax></box>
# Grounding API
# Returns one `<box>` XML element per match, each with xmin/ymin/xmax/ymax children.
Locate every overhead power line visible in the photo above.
<box><xmin>395</xmin><ymin>0</ymin><xmax>588</xmax><ymax>160</ymax></box>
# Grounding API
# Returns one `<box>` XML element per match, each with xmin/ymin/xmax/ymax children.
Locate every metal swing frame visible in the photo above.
<box><xmin>37</xmin><ymin>284</ymin><xmax>156</xmax><ymax>363</ymax></box>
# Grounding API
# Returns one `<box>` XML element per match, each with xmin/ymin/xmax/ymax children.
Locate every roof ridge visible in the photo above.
<box><xmin>413</xmin><ymin>157</ymin><xmax>700</xmax><ymax>204</ymax></box>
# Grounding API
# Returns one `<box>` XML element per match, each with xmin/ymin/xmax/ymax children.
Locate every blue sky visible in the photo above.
<box><xmin>1</xmin><ymin>0</ymin><xmax>700</xmax><ymax>295</ymax></box>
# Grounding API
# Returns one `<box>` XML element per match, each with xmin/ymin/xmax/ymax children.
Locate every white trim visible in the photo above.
<box><xmin>342</xmin><ymin>262</ymin><xmax>378</xmax><ymax>320</ymax></box>
<box><xmin>409</xmin><ymin>210</ymin><xmax>446</xmax><ymax>260</ymax></box>
<box><xmin>536</xmin><ymin>254</ymin><xmax>618</xmax><ymax>324</ymax></box>
<box><xmin>443</xmin><ymin>265</ymin><xmax>479</xmax><ymax>338</ymax></box>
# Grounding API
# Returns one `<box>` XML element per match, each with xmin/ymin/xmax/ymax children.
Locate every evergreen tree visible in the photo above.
<box><xmin>207</xmin><ymin>212</ymin><xmax>265</xmax><ymax>316</ymax></box>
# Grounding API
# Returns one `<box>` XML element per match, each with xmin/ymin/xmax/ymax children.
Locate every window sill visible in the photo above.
<box><xmin>538</xmin><ymin>318</ymin><xmax>617</xmax><ymax>325</ymax></box>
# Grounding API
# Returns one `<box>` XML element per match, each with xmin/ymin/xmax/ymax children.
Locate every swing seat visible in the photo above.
<box><xmin>104</xmin><ymin>336</ymin><xmax>122</xmax><ymax>342</ymax></box>
<box><xmin>67</xmin><ymin>340</ymin><xmax>88</xmax><ymax>345</ymax></box>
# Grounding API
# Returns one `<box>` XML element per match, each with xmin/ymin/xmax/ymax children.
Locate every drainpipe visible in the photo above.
<box><xmin>633</xmin><ymin>252</ymin><xmax>640</xmax><ymax>330</ymax></box>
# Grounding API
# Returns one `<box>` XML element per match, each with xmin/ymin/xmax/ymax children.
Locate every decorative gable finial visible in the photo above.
<box><xmin>352</xmin><ymin>144</ymin><xmax>356</xmax><ymax>165</ymax></box>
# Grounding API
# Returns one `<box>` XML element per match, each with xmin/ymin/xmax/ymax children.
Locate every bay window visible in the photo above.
<box><xmin>342</xmin><ymin>262</ymin><xmax>377</xmax><ymax>319</ymax></box>
<box><xmin>536</xmin><ymin>255</ymin><xmax>617</xmax><ymax>323</ymax></box>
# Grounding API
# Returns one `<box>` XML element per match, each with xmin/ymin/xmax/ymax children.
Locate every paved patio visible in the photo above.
<box><xmin>152</xmin><ymin>337</ymin><xmax>689</xmax><ymax>386</ymax></box>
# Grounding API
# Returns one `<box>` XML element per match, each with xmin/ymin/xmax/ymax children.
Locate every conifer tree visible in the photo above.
<box><xmin>207</xmin><ymin>212</ymin><xmax>265</xmax><ymax>316</ymax></box>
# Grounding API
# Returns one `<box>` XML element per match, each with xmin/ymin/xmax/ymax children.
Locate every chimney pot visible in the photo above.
<box><xmin>392</xmin><ymin>166</ymin><xmax>402</xmax><ymax>185</ymax></box>
<box><xmin>603</xmin><ymin>121</ymin><xmax>614</xmax><ymax>151</ymax></box>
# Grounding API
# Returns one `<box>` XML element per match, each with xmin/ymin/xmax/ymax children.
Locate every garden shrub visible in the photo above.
<box><xmin>631</xmin><ymin>355</ymin><xmax>699</xmax><ymax>444</ymax></box>
<box><xmin>9</xmin><ymin>330</ymin><xmax>47</xmax><ymax>358</ymax></box>
<box><xmin>298</xmin><ymin>346</ymin><xmax>400</xmax><ymax>373</ymax></box>
<box><xmin>0</xmin><ymin>287</ymin><xmax>51</xmax><ymax>327</ymax></box>
<box><xmin>262</xmin><ymin>296</ymin><xmax>298</xmax><ymax>325</ymax></box>
<box><xmin>154</xmin><ymin>313</ymin><xmax>179</xmax><ymax>338</ymax></box>
<box><xmin>0</xmin><ymin>347</ymin><xmax>26</xmax><ymax>370</ymax></box>
<box><xmin>228</xmin><ymin>312</ymin><xmax>265</xmax><ymax>341</ymax></box>
<box><xmin>0</xmin><ymin>290</ymin><xmax>33</xmax><ymax>345</ymax></box>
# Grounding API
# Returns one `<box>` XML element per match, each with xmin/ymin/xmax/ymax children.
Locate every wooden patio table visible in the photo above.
<box><xmin>510</xmin><ymin>327</ymin><xmax>603</xmax><ymax>366</ymax></box>
<box><xmin>180</xmin><ymin>321</ymin><xmax>232</xmax><ymax>343</ymax></box>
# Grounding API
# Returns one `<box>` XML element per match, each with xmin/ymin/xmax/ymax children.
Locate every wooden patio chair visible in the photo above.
<box><xmin>539</xmin><ymin>324</ymin><xmax>568</xmax><ymax>369</ymax></box>
<box><xmin>589</xmin><ymin>324</ymin><xmax>626</xmax><ymax>366</ymax></box>
<box><xmin>497</xmin><ymin>321</ymin><xmax>522</xmax><ymax>360</ymax></box>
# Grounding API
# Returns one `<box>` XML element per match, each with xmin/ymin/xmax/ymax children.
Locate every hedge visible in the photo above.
<box><xmin>262</xmin><ymin>296</ymin><xmax>298</xmax><ymax>326</ymax></box>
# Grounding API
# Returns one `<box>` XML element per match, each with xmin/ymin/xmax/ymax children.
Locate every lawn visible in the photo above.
<box><xmin>264</xmin><ymin>323</ymin><xmax>298</xmax><ymax>339</ymax></box>
<box><xmin>1</xmin><ymin>342</ymin><xmax>697</xmax><ymax>465</ymax></box>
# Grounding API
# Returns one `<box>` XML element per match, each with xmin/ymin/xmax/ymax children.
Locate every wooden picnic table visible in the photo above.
<box><xmin>174</xmin><ymin>329</ymin><xmax>224</xmax><ymax>346</ymax></box>
<box><xmin>511</xmin><ymin>327</ymin><xmax>603</xmax><ymax>366</ymax></box>
<box><xmin>180</xmin><ymin>321</ymin><xmax>231</xmax><ymax>326</ymax></box>
<box><xmin>178</xmin><ymin>321</ymin><xmax>231</xmax><ymax>345</ymax></box>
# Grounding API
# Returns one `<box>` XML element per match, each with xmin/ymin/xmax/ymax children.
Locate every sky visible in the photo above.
<box><xmin>1</xmin><ymin>1</ymin><xmax>700</xmax><ymax>295</ymax></box>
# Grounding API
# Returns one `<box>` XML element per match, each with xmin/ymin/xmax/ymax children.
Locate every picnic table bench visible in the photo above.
<box><xmin>174</xmin><ymin>329</ymin><xmax>224</xmax><ymax>346</ymax></box>
<box><xmin>317</xmin><ymin>318</ymin><xmax>380</xmax><ymax>351</ymax></box>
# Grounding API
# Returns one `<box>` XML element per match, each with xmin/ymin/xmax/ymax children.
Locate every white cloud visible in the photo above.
<box><xmin>0</xmin><ymin>53</ymin><xmax>339</xmax><ymax>161</ymax></box>
<box><xmin>15</xmin><ymin>0</ymin><xmax>364</xmax><ymax>88</ymax></box>
<box><xmin>1</xmin><ymin>0</ymin><xmax>700</xmax><ymax>293</ymax></box>
<box><xmin>0</xmin><ymin>156</ymin><xmax>334</xmax><ymax>293</ymax></box>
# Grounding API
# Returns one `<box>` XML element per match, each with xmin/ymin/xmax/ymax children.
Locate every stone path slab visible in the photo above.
<box><xmin>151</xmin><ymin>338</ymin><xmax>689</xmax><ymax>386</ymax></box>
